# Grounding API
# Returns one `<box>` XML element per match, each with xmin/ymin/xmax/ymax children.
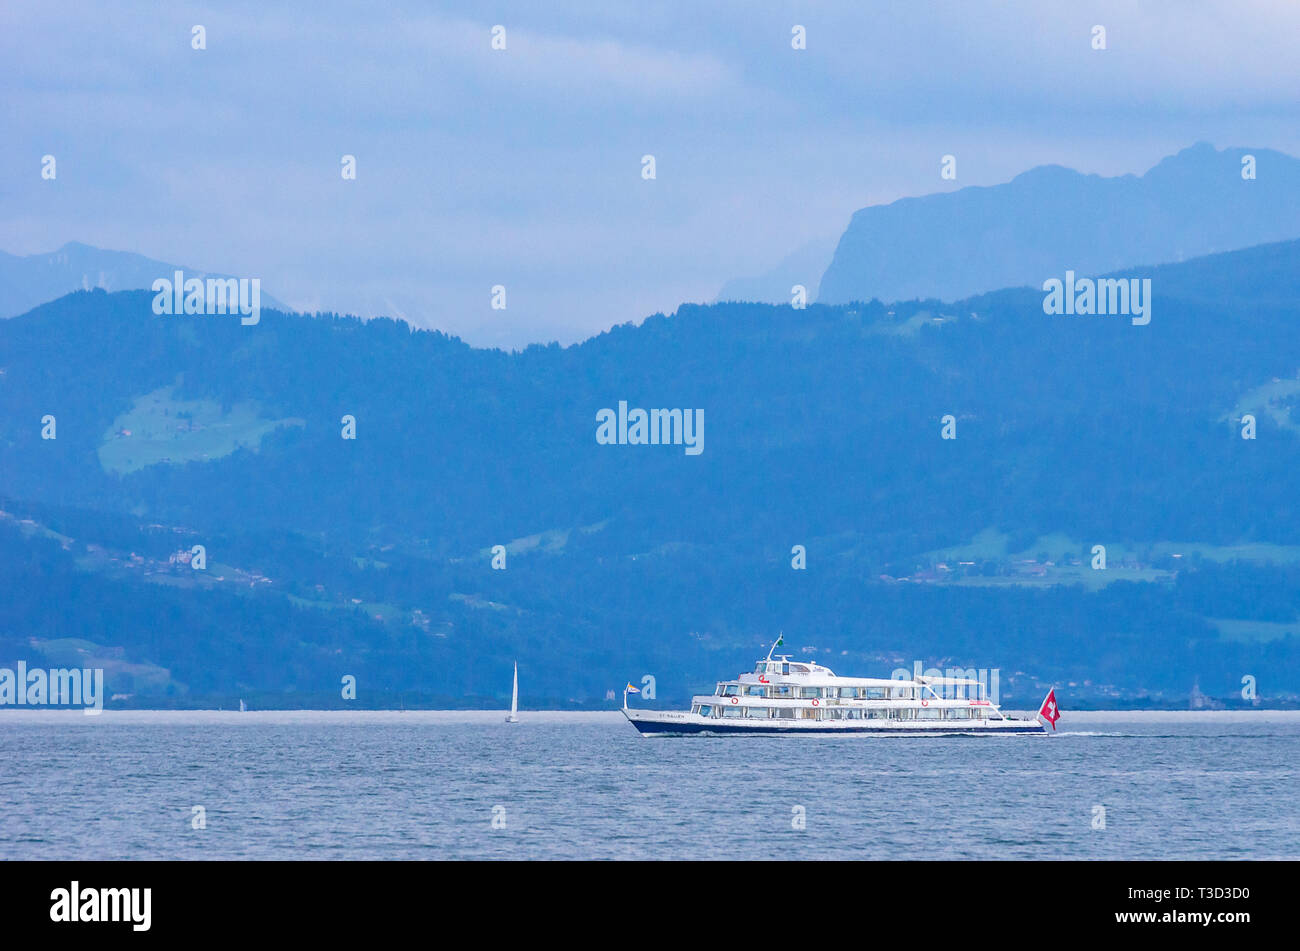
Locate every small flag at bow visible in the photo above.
<box><xmin>1038</xmin><ymin>688</ymin><xmax>1060</xmax><ymax>730</ymax></box>
<box><xmin>625</xmin><ymin>683</ymin><xmax>640</xmax><ymax>694</ymax></box>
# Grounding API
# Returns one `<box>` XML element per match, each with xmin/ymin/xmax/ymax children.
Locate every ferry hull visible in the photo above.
<box><xmin>623</xmin><ymin>709</ymin><xmax>1046</xmax><ymax>736</ymax></box>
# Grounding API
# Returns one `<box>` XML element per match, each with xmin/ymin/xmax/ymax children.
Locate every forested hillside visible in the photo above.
<box><xmin>3</xmin><ymin>240</ymin><xmax>1299</xmax><ymax>707</ymax></box>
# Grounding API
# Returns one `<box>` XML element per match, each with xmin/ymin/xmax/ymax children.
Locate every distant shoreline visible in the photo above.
<box><xmin>3</xmin><ymin>709</ymin><xmax>1299</xmax><ymax>723</ymax></box>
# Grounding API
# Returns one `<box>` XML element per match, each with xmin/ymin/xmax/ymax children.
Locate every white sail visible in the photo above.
<box><xmin>506</xmin><ymin>662</ymin><xmax>519</xmax><ymax>722</ymax></box>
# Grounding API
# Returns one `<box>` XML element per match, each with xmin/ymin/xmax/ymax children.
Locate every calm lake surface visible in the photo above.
<box><xmin>2</xmin><ymin>710</ymin><xmax>1296</xmax><ymax>860</ymax></box>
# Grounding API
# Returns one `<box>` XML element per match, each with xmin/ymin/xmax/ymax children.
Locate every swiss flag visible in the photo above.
<box><xmin>1038</xmin><ymin>688</ymin><xmax>1061</xmax><ymax>730</ymax></box>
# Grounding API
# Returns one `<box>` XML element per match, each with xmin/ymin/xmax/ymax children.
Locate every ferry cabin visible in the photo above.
<box><xmin>689</xmin><ymin>657</ymin><xmax>1002</xmax><ymax>724</ymax></box>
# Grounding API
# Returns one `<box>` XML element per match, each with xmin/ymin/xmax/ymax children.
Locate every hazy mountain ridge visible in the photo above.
<box><xmin>0</xmin><ymin>241</ymin><xmax>287</xmax><ymax>320</ymax></box>
<box><xmin>715</xmin><ymin>235</ymin><xmax>839</xmax><ymax>305</ymax></box>
<box><xmin>817</xmin><ymin>144</ymin><xmax>1300</xmax><ymax>305</ymax></box>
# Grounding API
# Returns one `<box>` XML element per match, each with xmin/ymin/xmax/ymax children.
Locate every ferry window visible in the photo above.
<box><xmin>698</xmin><ymin>705</ymin><xmax>712</xmax><ymax>717</ymax></box>
<box><xmin>746</xmin><ymin>707</ymin><xmax>771</xmax><ymax>718</ymax></box>
<box><xmin>745</xmin><ymin>685</ymin><xmax>768</xmax><ymax>697</ymax></box>
<box><xmin>755</xmin><ymin>663</ymin><xmax>765</xmax><ymax>673</ymax></box>
<box><xmin>838</xmin><ymin>687</ymin><xmax>855</xmax><ymax>698</ymax></box>
<box><xmin>774</xmin><ymin>685</ymin><xmax>793</xmax><ymax>698</ymax></box>
<box><xmin>800</xmin><ymin>686</ymin><xmax>822</xmax><ymax>699</ymax></box>
<box><xmin>722</xmin><ymin>684</ymin><xmax>740</xmax><ymax>697</ymax></box>
<box><xmin>790</xmin><ymin>664</ymin><xmax>810</xmax><ymax>674</ymax></box>
<box><xmin>866</xmin><ymin>687</ymin><xmax>885</xmax><ymax>699</ymax></box>
<box><xmin>775</xmin><ymin>707</ymin><xmax>795</xmax><ymax>719</ymax></box>
<box><xmin>781</xmin><ymin>663</ymin><xmax>789</xmax><ymax>675</ymax></box>
<box><xmin>722</xmin><ymin>705</ymin><xmax>743</xmax><ymax>717</ymax></box>
<box><xmin>715</xmin><ymin>686</ymin><xmax>725</xmax><ymax>696</ymax></box>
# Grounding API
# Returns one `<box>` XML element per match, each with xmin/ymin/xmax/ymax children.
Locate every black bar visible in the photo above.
<box><xmin>0</xmin><ymin>860</ymin><xmax>1280</xmax><ymax>938</ymax></box>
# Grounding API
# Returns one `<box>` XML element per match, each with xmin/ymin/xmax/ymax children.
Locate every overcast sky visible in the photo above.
<box><xmin>4</xmin><ymin>1</ymin><xmax>1300</xmax><ymax>347</ymax></box>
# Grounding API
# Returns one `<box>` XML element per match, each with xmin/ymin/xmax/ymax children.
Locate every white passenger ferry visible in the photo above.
<box><xmin>623</xmin><ymin>640</ymin><xmax>1056</xmax><ymax>736</ymax></box>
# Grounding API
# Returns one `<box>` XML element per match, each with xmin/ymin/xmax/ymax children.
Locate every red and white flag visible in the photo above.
<box><xmin>1038</xmin><ymin>688</ymin><xmax>1060</xmax><ymax>730</ymax></box>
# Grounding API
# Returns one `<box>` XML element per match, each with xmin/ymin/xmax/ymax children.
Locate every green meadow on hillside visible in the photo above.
<box><xmin>97</xmin><ymin>385</ymin><xmax>303</xmax><ymax>474</ymax></box>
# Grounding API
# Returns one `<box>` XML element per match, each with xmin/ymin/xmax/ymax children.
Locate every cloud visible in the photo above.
<box><xmin>3</xmin><ymin>0</ymin><xmax>1300</xmax><ymax>347</ymax></box>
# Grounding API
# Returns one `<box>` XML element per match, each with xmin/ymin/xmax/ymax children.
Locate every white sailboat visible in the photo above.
<box><xmin>505</xmin><ymin>662</ymin><xmax>519</xmax><ymax>723</ymax></box>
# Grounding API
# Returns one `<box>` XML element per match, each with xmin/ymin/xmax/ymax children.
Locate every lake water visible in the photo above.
<box><xmin>2</xmin><ymin>710</ymin><xmax>1297</xmax><ymax>860</ymax></box>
